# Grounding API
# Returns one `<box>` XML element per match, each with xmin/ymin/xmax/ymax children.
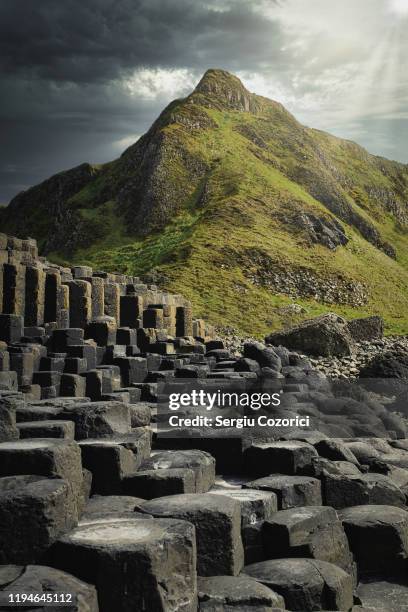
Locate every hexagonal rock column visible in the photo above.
<box><xmin>17</xmin><ymin>420</ymin><xmax>75</xmax><ymax>441</ymax></box>
<box><xmin>339</xmin><ymin>504</ymin><xmax>408</xmax><ymax>574</ymax></box>
<box><xmin>123</xmin><ymin>467</ymin><xmax>197</xmax><ymax>499</ymax></box>
<box><xmin>356</xmin><ymin>577</ymin><xmax>408</xmax><ymax>611</ymax></box>
<box><xmin>0</xmin><ymin>396</ymin><xmax>19</xmax><ymax>441</ymax></box>
<box><xmin>244</xmin><ymin>475</ymin><xmax>322</xmax><ymax>510</ymax></box>
<box><xmin>244</xmin><ymin>558</ymin><xmax>354</xmax><ymax>611</ymax></box>
<box><xmin>198</xmin><ymin>575</ymin><xmax>285</xmax><ymax>610</ymax></box>
<box><xmin>142</xmin><ymin>450</ymin><xmax>216</xmax><ymax>493</ymax></box>
<box><xmin>0</xmin><ymin>475</ymin><xmax>77</xmax><ymax>564</ymax></box>
<box><xmin>209</xmin><ymin>488</ymin><xmax>278</xmax><ymax>526</ymax></box>
<box><xmin>139</xmin><ymin>493</ymin><xmax>244</xmax><ymax>576</ymax></box>
<box><xmin>244</xmin><ymin>441</ymin><xmax>319</xmax><ymax>477</ymax></box>
<box><xmin>57</xmin><ymin>401</ymin><xmax>131</xmax><ymax>439</ymax></box>
<box><xmin>79</xmin><ymin>439</ymin><xmax>138</xmax><ymax>495</ymax></box>
<box><xmin>0</xmin><ymin>438</ymin><xmax>84</xmax><ymax>518</ymax></box>
<box><xmin>82</xmin><ymin>494</ymin><xmax>146</xmax><ymax>521</ymax></box>
<box><xmin>50</xmin><ymin>517</ymin><xmax>197</xmax><ymax>612</ymax></box>
<box><xmin>323</xmin><ymin>472</ymin><xmax>406</xmax><ymax>509</ymax></box>
<box><xmin>263</xmin><ymin>506</ymin><xmax>355</xmax><ymax>579</ymax></box>
<box><xmin>208</xmin><ymin>488</ymin><xmax>278</xmax><ymax>565</ymax></box>
<box><xmin>85</xmin><ymin>317</ymin><xmax>117</xmax><ymax>347</ymax></box>
<box><xmin>0</xmin><ymin>565</ymin><xmax>98</xmax><ymax>612</ymax></box>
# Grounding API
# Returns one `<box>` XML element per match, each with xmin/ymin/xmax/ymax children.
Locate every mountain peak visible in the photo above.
<box><xmin>192</xmin><ymin>68</ymin><xmax>257</xmax><ymax>113</ymax></box>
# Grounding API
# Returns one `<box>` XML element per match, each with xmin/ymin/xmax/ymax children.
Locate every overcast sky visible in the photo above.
<box><xmin>1</xmin><ymin>0</ymin><xmax>408</xmax><ymax>203</ymax></box>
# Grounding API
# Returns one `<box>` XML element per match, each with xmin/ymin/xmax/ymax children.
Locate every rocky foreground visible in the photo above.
<box><xmin>2</xmin><ymin>236</ymin><xmax>408</xmax><ymax>610</ymax></box>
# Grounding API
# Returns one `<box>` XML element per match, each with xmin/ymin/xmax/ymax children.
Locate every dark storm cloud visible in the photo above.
<box><xmin>0</xmin><ymin>0</ymin><xmax>283</xmax><ymax>82</ymax></box>
<box><xmin>1</xmin><ymin>0</ymin><xmax>407</xmax><ymax>204</ymax></box>
<box><xmin>0</xmin><ymin>0</ymin><xmax>285</xmax><ymax>203</ymax></box>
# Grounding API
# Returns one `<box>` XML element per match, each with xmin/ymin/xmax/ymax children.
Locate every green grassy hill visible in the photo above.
<box><xmin>3</xmin><ymin>69</ymin><xmax>408</xmax><ymax>336</ymax></box>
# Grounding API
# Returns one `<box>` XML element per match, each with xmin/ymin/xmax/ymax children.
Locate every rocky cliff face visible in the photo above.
<box><xmin>2</xmin><ymin>69</ymin><xmax>408</xmax><ymax>335</ymax></box>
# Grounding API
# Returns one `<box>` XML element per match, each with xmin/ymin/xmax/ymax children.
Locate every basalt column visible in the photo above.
<box><xmin>67</xmin><ymin>280</ymin><xmax>92</xmax><ymax>329</ymax></box>
<box><xmin>24</xmin><ymin>266</ymin><xmax>45</xmax><ymax>326</ymax></box>
<box><xmin>44</xmin><ymin>269</ymin><xmax>61</xmax><ymax>324</ymax></box>
<box><xmin>3</xmin><ymin>264</ymin><xmax>25</xmax><ymax>316</ymax></box>
<box><xmin>176</xmin><ymin>305</ymin><xmax>193</xmax><ymax>337</ymax></box>
<box><xmin>104</xmin><ymin>282</ymin><xmax>121</xmax><ymax>322</ymax></box>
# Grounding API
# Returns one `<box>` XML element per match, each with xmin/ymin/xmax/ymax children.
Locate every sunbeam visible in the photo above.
<box><xmin>389</xmin><ymin>0</ymin><xmax>408</xmax><ymax>15</ymax></box>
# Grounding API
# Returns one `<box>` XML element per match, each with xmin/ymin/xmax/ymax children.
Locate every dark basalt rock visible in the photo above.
<box><xmin>198</xmin><ymin>574</ymin><xmax>285</xmax><ymax>610</ymax></box>
<box><xmin>50</xmin><ymin>517</ymin><xmax>197</xmax><ymax>612</ymax></box>
<box><xmin>1</xmin><ymin>232</ymin><xmax>408</xmax><ymax>611</ymax></box>
<box><xmin>0</xmin><ymin>564</ymin><xmax>99</xmax><ymax>612</ymax></box>
<box><xmin>139</xmin><ymin>493</ymin><xmax>244</xmax><ymax>576</ymax></box>
<box><xmin>295</xmin><ymin>212</ymin><xmax>348</xmax><ymax>249</ymax></box>
<box><xmin>0</xmin><ymin>475</ymin><xmax>77</xmax><ymax>564</ymax></box>
<box><xmin>243</xmin><ymin>558</ymin><xmax>354</xmax><ymax>611</ymax></box>
<box><xmin>266</xmin><ymin>313</ymin><xmax>354</xmax><ymax>357</ymax></box>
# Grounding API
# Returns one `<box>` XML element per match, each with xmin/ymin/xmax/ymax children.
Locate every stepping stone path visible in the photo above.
<box><xmin>1</xmin><ymin>233</ymin><xmax>408</xmax><ymax>610</ymax></box>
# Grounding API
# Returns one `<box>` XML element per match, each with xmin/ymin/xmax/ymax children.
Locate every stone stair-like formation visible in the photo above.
<box><xmin>0</xmin><ymin>233</ymin><xmax>214</xmax><ymax>401</ymax></box>
<box><xmin>2</xmin><ymin>233</ymin><xmax>408</xmax><ymax>611</ymax></box>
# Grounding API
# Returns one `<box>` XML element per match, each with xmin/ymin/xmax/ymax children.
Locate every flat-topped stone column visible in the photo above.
<box><xmin>58</xmin><ymin>283</ymin><xmax>70</xmax><ymax>327</ymax></box>
<box><xmin>0</xmin><ymin>314</ymin><xmax>23</xmax><ymax>343</ymax></box>
<box><xmin>139</xmin><ymin>493</ymin><xmax>244</xmax><ymax>576</ymax></box>
<box><xmin>120</xmin><ymin>294</ymin><xmax>143</xmax><ymax>328</ymax></box>
<box><xmin>104</xmin><ymin>282</ymin><xmax>120</xmax><ymax>322</ymax></box>
<box><xmin>176</xmin><ymin>305</ymin><xmax>193</xmax><ymax>337</ymax></box>
<box><xmin>67</xmin><ymin>280</ymin><xmax>92</xmax><ymax>328</ymax></box>
<box><xmin>50</xmin><ymin>517</ymin><xmax>197</xmax><ymax>611</ymax></box>
<box><xmin>24</xmin><ymin>266</ymin><xmax>45</xmax><ymax>326</ymax></box>
<box><xmin>44</xmin><ymin>269</ymin><xmax>61</xmax><ymax>323</ymax></box>
<box><xmin>3</xmin><ymin>263</ymin><xmax>25</xmax><ymax>316</ymax></box>
<box><xmin>0</xmin><ymin>474</ymin><xmax>78</xmax><ymax>564</ymax></box>
<box><xmin>0</xmin><ymin>438</ymin><xmax>84</xmax><ymax>518</ymax></box>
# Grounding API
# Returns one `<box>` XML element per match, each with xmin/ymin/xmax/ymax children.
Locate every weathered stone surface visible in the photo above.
<box><xmin>57</xmin><ymin>400</ymin><xmax>131</xmax><ymax>439</ymax></box>
<box><xmin>24</xmin><ymin>265</ymin><xmax>45</xmax><ymax>326</ymax></box>
<box><xmin>0</xmin><ymin>475</ymin><xmax>77</xmax><ymax>564</ymax></box>
<box><xmin>323</xmin><ymin>472</ymin><xmax>406</xmax><ymax>509</ymax></box>
<box><xmin>356</xmin><ymin>577</ymin><xmax>408</xmax><ymax>611</ymax></box>
<box><xmin>209</xmin><ymin>488</ymin><xmax>278</xmax><ymax>527</ymax></box>
<box><xmin>244</xmin><ymin>558</ymin><xmax>354</xmax><ymax>611</ymax></box>
<box><xmin>123</xmin><ymin>467</ymin><xmax>197</xmax><ymax>499</ymax></box>
<box><xmin>244</xmin><ymin>441</ymin><xmax>318</xmax><ymax>476</ymax></box>
<box><xmin>60</xmin><ymin>372</ymin><xmax>87</xmax><ymax>397</ymax></box>
<box><xmin>142</xmin><ymin>450</ymin><xmax>216</xmax><ymax>493</ymax></box>
<box><xmin>340</xmin><ymin>504</ymin><xmax>408</xmax><ymax>573</ymax></box>
<box><xmin>198</xmin><ymin>575</ymin><xmax>285</xmax><ymax>610</ymax></box>
<box><xmin>50</xmin><ymin>518</ymin><xmax>197</xmax><ymax>611</ymax></box>
<box><xmin>139</xmin><ymin>493</ymin><xmax>244</xmax><ymax>576</ymax></box>
<box><xmin>129</xmin><ymin>401</ymin><xmax>151</xmax><ymax>426</ymax></box>
<box><xmin>244</xmin><ymin>475</ymin><xmax>322</xmax><ymax>510</ymax></box>
<box><xmin>79</xmin><ymin>432</ymin><xmax>150</xmax><ymax>495</ymax></box>
<box><xmin>78</xmin><ymin>440</ymin><xmax>135</xmax><ymax>495</ymax></box>
<box><xmin>263</xmin><ymin>506</ymin><xmax>355</xmax><ymax>577</ymax></box>
<box><xmin>347</xmin><ymin>315</ymin><xmax>384</xmax><ymax>342</ymax></box>
<box><xmin>266</xmin><ymin>313</ymin><xmax>354</xmax><ymax>357</ymax></box>
<box><xmin>17</xmin><ymin>419</ymin><xmax>75</xmax><ymax>440</ymax></box>
<box><xmin>0</xmin><ymin>396</ymin><xmax>19</xmax><ymax>441</ymax></box>
<box><xmin>0</xmin><ymin>565</ymin><xmax>99</xmax><ymax>612</ymax></box>
<box><xmin>0</xmin><ymin>438</ymin><xmax>83</xmax><ymax>517</ymax></box>
<box><xmin>82</xmin><ymin>494</ymin><xmax>146</xmax><ymax>519</ymax></box>
<box><xmin>314</xmin><ymin>438</ymin><xmax>360</xmax><ymax>465</ymax></box>
<box><xmin>0</xmin><ymin>314</ymin><xmax>23</xmax><ymax>343</ymax></box>
<box><xmin>243</xmin><ymin>342</ymin><xmax>282</xmax><ymax>371</ymax></box>
<box><xmin>67</xmin><ymin>280</ymin><xmax>92</xmax><ymax>328</ymax></box>
<box><xmin>85</xmin><ymin>317</ymin><xmax>117</xmax><ymax>347</ymax></box>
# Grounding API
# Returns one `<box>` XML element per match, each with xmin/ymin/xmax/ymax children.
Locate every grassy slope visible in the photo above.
<box><xmin>46</xmin><ymin>97</ymin><xmax>408</xmax><ymax>337</ymax></box>
<box><xmin>9</xmin><ymin>70</ymin><xmax>408</xmax><ymax>337</ymax></box>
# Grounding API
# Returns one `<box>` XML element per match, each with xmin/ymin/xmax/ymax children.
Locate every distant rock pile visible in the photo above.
<box><xmin>2</xmin><ymin>234</ymin><xmax>408</xmax><ymax>610</ymax></box>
